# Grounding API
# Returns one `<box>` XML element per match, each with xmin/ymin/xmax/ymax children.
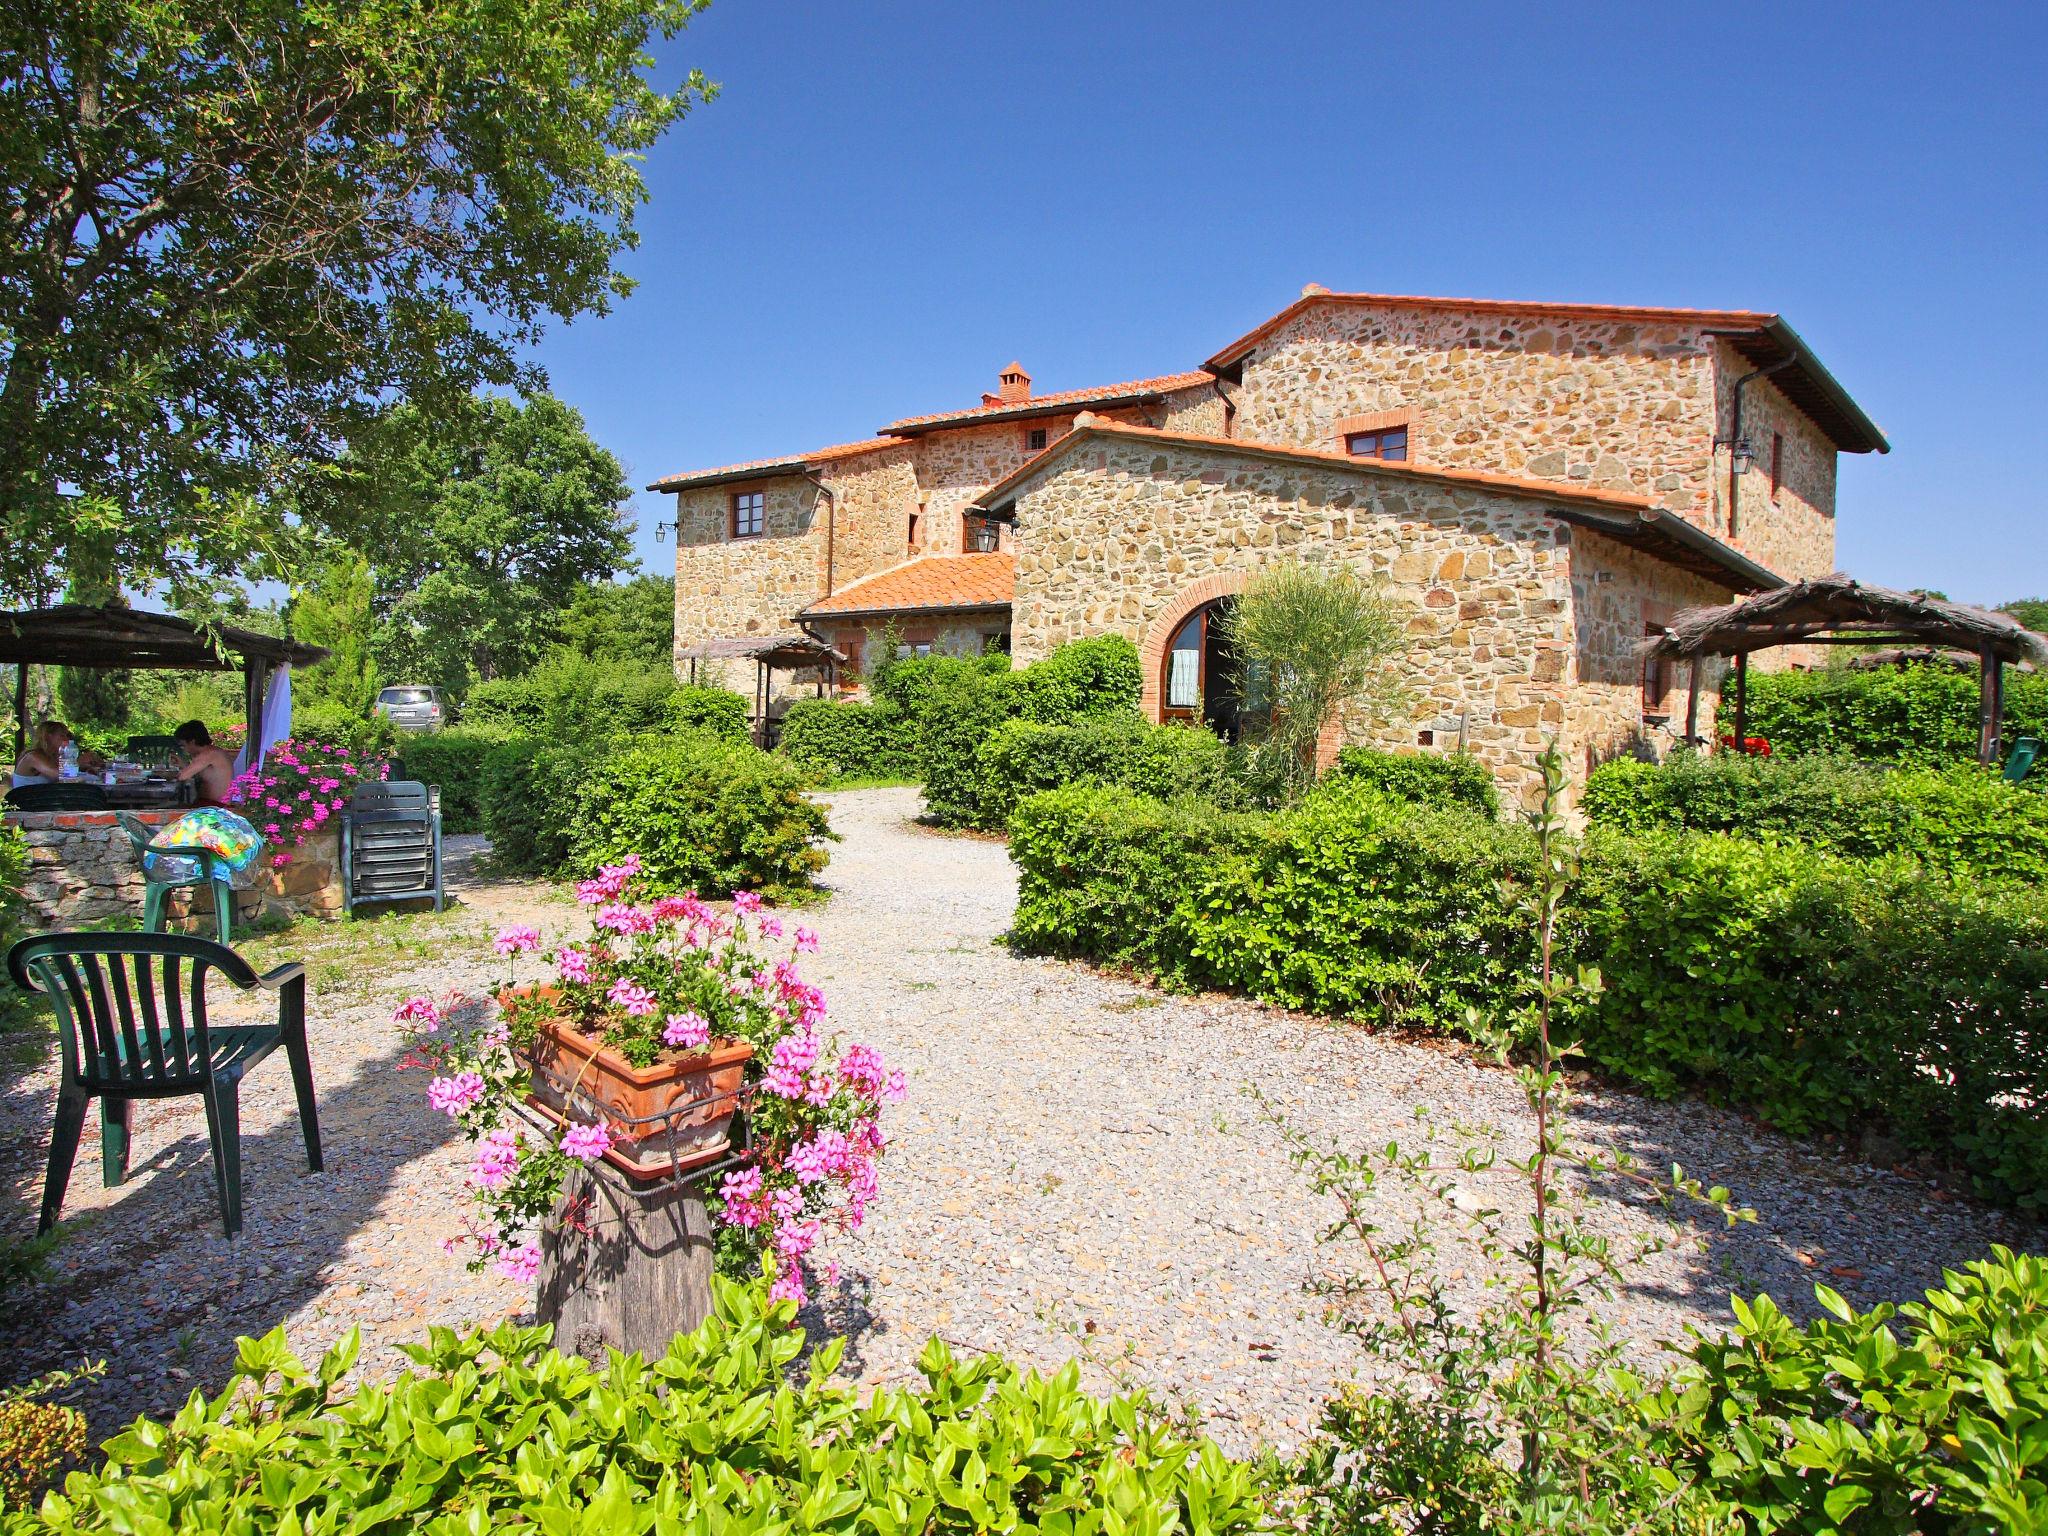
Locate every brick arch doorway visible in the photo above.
<box><xmin>1138</xmin><ymin>573</ymin><xmax>1258</xmax><ymax>741</ymax></box>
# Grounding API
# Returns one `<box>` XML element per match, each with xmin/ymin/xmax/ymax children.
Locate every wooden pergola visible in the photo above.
<box><xmin>675</xmin><ymin>634</ymin><xmax>847</xmax><ymax>747</ymax></box>
<box><xmin>1648</xmin><ymin>578</ymin><xmax>2048</xmax><ymax>763</ymax></box>
<box><xmin>0</xmin><ymin>604</ymin><xmax>329</xmax><ymax>763</ymax></box>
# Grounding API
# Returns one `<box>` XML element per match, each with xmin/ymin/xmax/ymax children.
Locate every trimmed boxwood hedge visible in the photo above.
<box><xmin>1742</xmin><ymin>662</ymin><xmax>2048</xmax><ymax>765</ymax></box>
<box><xmin>1582</xmin><ymin>751</ymin><xmax>2048</xmax><ymax>884</ymax></box>
<box><xmin>778</xmin><ymin>698</ymin><xmax>920</xmax><ymax>781</ymax></box>
<box><xmin>393</xmin><ymin>727</ymin><xmax>504</xmax><ymax>834</ymax></box>
<box><xmin>1329</xmin><ymin>745</ymin><xmax>1500</xmax><ymax>817</ymax></box>
<box><xmin>1010</xmin><ymin>778</ymin><xmax>2048</xmax><ymax>1209</ymax></box>
<box><xmin>973</xmin><ymin>715</ymin><xmax>1245</xmax><ymax>831</ymax></box>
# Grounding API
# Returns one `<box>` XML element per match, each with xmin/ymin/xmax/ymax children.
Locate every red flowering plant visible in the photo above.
<box><xmin>223</xmin><ymin>735</ymin><xmax>388</xmax><ymax>866</ymax></box>
<box><xmin>394</xmin><ymin>854</ymin><xmax>902</xmax><ymax>1303</ymax></box>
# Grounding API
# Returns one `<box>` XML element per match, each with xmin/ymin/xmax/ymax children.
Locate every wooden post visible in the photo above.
<box><xmin>244</xmin><ymin>657</ymin><xmax>270</xmax><ymax>764</ymax></box>
<box><xmin>537</xmin><ymin>1161</ymin><xmax>715</xmax><ymax>1361</ymax></box>
<box><xmin>1683</xmin><ymin>658</ymin><xmax>1702</xmax><ymax>747</ymax></box>
<box><xmin>1731</xmin><ymin>651</ymin><xmax>1748</xmax><ymax>752</ymax></box>
<box><xmin>1980</xmin><ymin>642</ymin><xmax>2004</xmax><ymax>766</ymax></box>
<box><xmin>12</xmin><ymin>663</ymin><xmax>26</xmax><ymax>759</ymax></box>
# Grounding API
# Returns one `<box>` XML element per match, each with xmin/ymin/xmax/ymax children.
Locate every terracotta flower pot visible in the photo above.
<box><xmin>502</xmin><ymin>987</ymin><xmax>753</xmax><ymax>1181</ymax></box>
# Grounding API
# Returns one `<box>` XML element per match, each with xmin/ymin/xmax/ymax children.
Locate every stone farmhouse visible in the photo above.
<box><xmin>654</xmin><ymin>287</ymin><xmax>1887</xmax><ymax>797</ymax></box>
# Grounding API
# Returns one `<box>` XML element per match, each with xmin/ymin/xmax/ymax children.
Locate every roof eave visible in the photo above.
<box><xmin>800</xmin><ymin>598</ymin><xmax>1014</xmax><ymax>623</ymax></box>
<box><xmin>882</xmin><ymin>387</ymin><xmax>1188</xmax><ymax>438</ymax></box>
<box><xmin>646</xmin><ymin>460</ymin><xmax>812</xmax><ymax>494</ymax></box>
<box><xmin>1709</xmin><ymin>317</ymin><xmax>1889</xmax><ymax>454</ymax></box>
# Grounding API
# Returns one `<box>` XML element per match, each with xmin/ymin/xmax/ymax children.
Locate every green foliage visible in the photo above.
<box><xmin>869</xmin><ymin>648</ymin><xmax>1008</xmax><ymax>717</ymax></box>
<box><xmin>290</xmin><ymin>552</ymin><xmax>381</xmax><ymax>717</ymax></box>
<box><xmin>558</xmin><ymin>575</ymin><xmax>676</xmax><ymax>668</ymax></box>
<box><xmin>917</xmin><ymin>636</ymin><xmax>1143</xmax><ymax>826</ymax></box>
<box><xmin>1006</xmin><ymin>786</ymin><xmax>1267</xmax><ymax>983</ymax></box>
<box><xmin>479</xmin><ymin>739</ymin><xmax>592</xmax><ymax>877</ymax></box>
<box><xmin>462</xmin><ymin>651</ymin><xmax>677</xmax><ymax>739</ymax></box>
<box><xmin>2002</xmin><ymin>598</ymin><xmax>2048</xmax><ymax>635</ymax></box>
<box><xmin>975</xmin><ymin>716</ymin><xmax>1246</xmax><ymax>831</ymax></box>
<box><xmin>394</xmin><ymin>728</ymin><xmax>506</xmax><ymax>834</ymax></box>
<box><xmin>1330</xmin><ymin>746</ymin><xmax>1501</xmax><ymax>817</ymax></box>
<box><xmin>572</xmin><ymin>734</ymin><xmax>832</xmax><ymax>899</ymax></box>
<box><xmin>1218</xmin><ymin>561</ymin><xmax>1409</xmax><ymax>799</ymax></box>
<box><xmin>0</xmin><ymin>0</ymin><xmax>712</xmax><ymax>607</ymax></box>
<box><xmin>363</xmin><ymin>394</ymin><xmax>635</xmax><ymax>693</ymax></box>
<box><xmin>780</xmin><ymin>699</ymin><xmax>921</xmax><ymax>781</ymax></box>
<box><xmin>0</xmin><ymin>1362</ymin><xmax>95</xmax><ymax>1511</ymax></box>
<box><xmin>16</xmin><ymin>1278</ymin><xmax>1270</xmax><ymax>1533</ymax></box>
<box><xmin>289</xmin><ymin>703</ymin><xmax>401</xmax><ymax>761</ymax></box>
<box><xmin>664</xmin><ymin>685</ymin><xmax>749</xmax><ymax>743</ymax></box>
<box><xmin>1583</xmin><ymin>752</ymin><xmax>2048</xmax><ymax>884</ymax></box>
<box><xmin>1651</xmin><ymin>1246</ymin><xmax>2048</xmax><ymax>1534</ymax></box>
<box><xmin>1741</xmin><ymin>664</ymin><xmax>2048</xmax><ymax>766</ymax></box>
<box><xmin>1010</xmin><ymin>782</ymin><xmax>2048</xmax><ymax>1210</ymax></box>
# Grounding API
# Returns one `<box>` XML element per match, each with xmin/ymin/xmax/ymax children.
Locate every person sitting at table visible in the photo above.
<box><xmin>172</xmin><ymin>720</ymin><xmax>235</xmax><ymax>805</ymax></box>
<box><xmin>12</xmin><ymin>720</ymin><xmax>104</xmax><ymax>787</ymax></box>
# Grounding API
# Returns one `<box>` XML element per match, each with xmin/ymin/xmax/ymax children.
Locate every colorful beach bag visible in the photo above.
<box><xmin>146</xmin><ymin>808</ymin><xmax>266</xmax><ymax>886</ymax></box>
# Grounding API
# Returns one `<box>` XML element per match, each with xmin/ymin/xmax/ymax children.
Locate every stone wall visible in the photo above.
<box><xmin>14</xmin><ymin>813</ymin><xmax>345</xmax><ymax>930</ymax></box>
<box><xmin>1006</xmin><ymin>433</ymin><xmax>1733</xmax><ymax>805</ymax></box>
<box><xmin>1708</xmin><ymin>339</ymin><xmax>1838</xmax><ymax>582</ymax></box>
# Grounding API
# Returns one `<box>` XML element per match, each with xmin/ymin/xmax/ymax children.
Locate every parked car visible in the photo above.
<box><xmin>373</xmin><ymin>685</ymin><xmax>449</xmax><ymax>733</ymax></box>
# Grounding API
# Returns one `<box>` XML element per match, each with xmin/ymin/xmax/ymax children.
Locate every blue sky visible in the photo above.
<box><xmin>533</xmin><ymin>0</ymin><xmax>2048</xmax><ymax>606</ymax></box>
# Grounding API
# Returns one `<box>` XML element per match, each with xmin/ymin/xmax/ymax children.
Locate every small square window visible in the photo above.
<box><xmin>1345</xmin><ymin>427</ymin><xmax>1409</xmax><ymax>462</ymax></box>
<box><xmin>731</xmin><ymin>490</ymin><xmax>765</xmax><ymax>539</ymax></box>
<box><xmin>1026</xmin><ymin>427</ymin><xmax>1048</xmax><ymax>452</ymax></box>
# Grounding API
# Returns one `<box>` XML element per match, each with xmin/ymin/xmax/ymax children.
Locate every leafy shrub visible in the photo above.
<box><xmin>478</xmin><ymin>737</ymin><xmax>590</xmax><ymax>876</ymax></box>
<box><xmin>1011</xmin><ymin>783</ymin><xmax>2048</xmax><ymax>1208</ymax></box>
<box><xmin>392</xmin><ymin>726</ymin><xmax>504</xmax><ymax>833</ymax></box>
<box><xmin>868</xmin><ymin>648</ymin><xmax>1008</xmax><ymax>717</ymax></box>
<box><xmin>572</xmin><ymin>733</ymin><xmax>832</xmax><ymax>899</ymax></box>
<box><xmin>779</xmin><ymin>698</ymin><xmax>919</xmax><ymax>781</ymax></box>
<box><xmin>20</xmin><ymin>1280</ymin><xmax>1271</xmax><ymax>1533</ymax></box>
<box><xmin>0</xmin><ymin>1368</ymin><xmax>89</xmax><ymax>1511</ymax></box>
<box><xmin>461</xmin><ymin>651</ymin><xmax>677</xmax><ymax>739</ymax></box>
<box><xmin>1742</xmin><ymin>662</ymin><xmax>2048</xmax><ymax>766</ymax></box>
<box><xmin>918</xmin><ymin>636</ymin><xmax>1144</xmax><ymax>826</ymax></box>
<box><xmin>1583</xmin><ymin>751</ymin><xmax>2048</xmax><ymax>883</ymax></box>
<box><xmin>664</xmin><ymin>684</ymin><xmax>748</xmax><ymax>742</ymax></box>
<box><xmin>289</xmin><ymin>700</ymin><xmax>401</xmax><ymax>759</ymax></box>
<box><xmin>1651</xmin><ymin>1246</ymin><xmax>2048</xmax><ymax>1534</ymax></box>
<box><xmin>1007</xmin><ymin>786</ymin><xmax>1267</xmax><ymax>982</ymax></box>
<box><xmin>1330</xmin><ymin>746</ymin><xmax>1501</xmax><ymax>817</ymax></box>
<box><xmin>975</xmin><ymin>716</ymin><xmax>1245</xmax><ymax>831</ymax></box>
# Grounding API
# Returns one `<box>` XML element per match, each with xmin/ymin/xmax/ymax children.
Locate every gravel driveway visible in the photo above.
<box><xmin>0</xmin><ymin>787</ymin><xmax>2036</xmax><ymax>1454</ymax></box>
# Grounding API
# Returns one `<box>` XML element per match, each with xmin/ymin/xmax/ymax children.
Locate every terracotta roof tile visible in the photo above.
<box><xmin>646</xmin><ymin>438</ymin><xmax>902</xmax><ymax>493</ymax></box>
<box><xmin>881</xmin><ymin>372</ymin><xmax>1212</xmax><ymax>434</ymax></box>
<box><xmin>803</xmin><ymin>554</ymin><xmax>1016</xmax><ymax>618</ymax></box>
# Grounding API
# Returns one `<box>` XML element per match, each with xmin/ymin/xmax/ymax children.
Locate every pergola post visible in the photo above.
<box><xmin>1683</xmin><ymin>658</ymin><xmax>1702</xmax><ymax>746</ymax></box>
<box><xmin>1980</xmin><ymin>641</ymin><xmax>2004</xmax><ymax>766</ymax></box>
<box><xmin>12</xmin><ymin>663</ymin><xmax>27</xmax><ymax>759</ymax></box>
<box><xmin>1731</xmin><ymin>652</ymin><xmax>1749</xmax><ymax>751</ymax></box>
<box><xmin>244</xmin><ymin>656</ymin><xmax>270</xmax><ymax>765</ymax></box>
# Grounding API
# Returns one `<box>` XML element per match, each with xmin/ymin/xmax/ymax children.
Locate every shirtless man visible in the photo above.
<box><xmin>172</xmin><ymin>720</ymin><xmax>235</xmax><ymax>805</ymax></box>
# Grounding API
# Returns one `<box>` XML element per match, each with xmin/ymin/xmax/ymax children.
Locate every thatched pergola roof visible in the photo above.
<box><xmin>1845</xmin><ymin>647</ymin><xmax>1983</xmax><ymax>673</ymax></box>
<box><xmin>1647</xmin><ymin>577</ymin><xmax>2048</xmax><ymax>668</ymax></box>
<box><xmin>0</xmin><ymin>603</ymin><xmax>329</xmax><ymax>671</ymax></box>
<box><xmin>674</xmin><ymin>634</ymin><xmax>846</xmax><ymax>669</ymax></box>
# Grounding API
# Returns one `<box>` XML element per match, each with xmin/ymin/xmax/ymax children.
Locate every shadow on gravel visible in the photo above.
<box><xmin>0</xmin><ymin>1020</ymin><xmax>473</xmax><ymax>1438</ymax></box>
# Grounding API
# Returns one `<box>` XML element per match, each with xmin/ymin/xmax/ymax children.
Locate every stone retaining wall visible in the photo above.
<box><xmin>12</xmin><ymin>812</ymin><xmax>346</xmax><ymax>930</ymax></box>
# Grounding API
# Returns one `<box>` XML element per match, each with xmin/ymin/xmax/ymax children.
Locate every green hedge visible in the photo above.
<box><xmin>868</xmin><ymin>649</ymin><xmax>1009</xmax><ymax>717</ymax></box>
<box><xmin>572</xmin><ymin>732</ymin><xmax>832</xmax><ymax>899</ymax></box>
<box><xmin>973</xmin><ymin>716</ymin><xmax>1244</xmax><ymax>832</ymax></box>
<box><xmin>1329</xmin><ymin>745</ymin><xmax>1501</xmax><ymax>817</ymax></box>
<box><xmin>1583</xmin><ymin>752</ymin><xmax>2048</xmax><ymax>884</ymax></box>
<box><xmin>665</xmin><ymin>684</ymin><xmax>749</xmax><ymax>742</ymax></box>
<box><xmin>919</xmin><ymin>636</ymin><xmax>1144</xmax><ymax>826</ymax></box>
<box><xmin>392</xmin><ymin>727</ymin><xmax>506</xmax><ymax>834</ymax></box>
<box><xmin>461</xmin><ymin>652</ymin><xmax>679</xmax><ymax>739</ymax></box>
<box><xmin>291</xmin><ymin>701</ymin><xmax>402</xmax><ymax>759</ymax></box>
<box><xmin>778</xmin><ymin>698</ymin><xmax>919</xmax><ymax>781</ymax></box>
<box><xmin>478</xmin><ymin>737</ymin><xmax>591</xmax><ymax>876</ymax></box>
<box><xmin>1742</xmin><ymin>663</ymin><xmax>2048</xmax><ymax>765</ymax></box>
<box><xmin>1010</xmin><ymin>781</ymin><xmax>2048</xmax><ymax>1209</ymax></box>
<box><xmin>17</xmin><ymin>1279</ymin><xmax>1269</xmax><ymax>1533</ymax></box>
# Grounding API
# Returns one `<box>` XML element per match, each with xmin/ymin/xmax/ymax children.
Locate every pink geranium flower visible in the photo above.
<box><xmin>561</xmin><ymin>1121</ymin><xmax>611</xmax><ymax>1162</ymax></box>
<box><xmin>663</xmin><ymin>1011</ymin><xmax>710</xmax><ymax>1050</ymax></box>
<box><xmin>606</xmin><ymin>979</ymin><xmax>657</xmax><ymax>1016</ymax></box>
<box><xmin>493</xmin><ymin>925</ymin><xmax>541</xmax><ymax>957</ymax></box>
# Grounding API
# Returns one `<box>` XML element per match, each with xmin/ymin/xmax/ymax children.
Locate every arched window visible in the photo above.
<box><xmin>1159</xmin><ymin>598</ymin><xmax>1261</xmax><ymax>742</ymax></box>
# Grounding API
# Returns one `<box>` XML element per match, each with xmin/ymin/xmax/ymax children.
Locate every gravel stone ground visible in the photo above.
<box><xmin>0</xmin><ymin>788</ymin><xmax>2038</xmax><ymax>1456</ymax></box>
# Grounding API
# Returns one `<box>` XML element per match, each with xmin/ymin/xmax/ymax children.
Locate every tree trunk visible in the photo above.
<box><xmin>536</xmin><ymin>1160</ymin><xmax>716</xmax><ymax>1361</ymax></box>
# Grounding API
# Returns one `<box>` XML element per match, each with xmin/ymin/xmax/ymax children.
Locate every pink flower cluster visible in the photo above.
<box><xmin>224</xmin><ymin>735</ymin><xmax>389</xmax><ymax>858</ymax></box>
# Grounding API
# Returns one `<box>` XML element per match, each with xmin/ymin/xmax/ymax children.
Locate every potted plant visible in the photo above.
<box><xmin>396</xmin><ymin>854</ymin><xmax>901</xmax><ymax>1305</ymax></box>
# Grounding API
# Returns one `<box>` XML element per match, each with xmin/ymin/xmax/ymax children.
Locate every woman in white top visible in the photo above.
<box><xmin>11</xmin><ymin>720</ymin><xmax>102</xmax><ymax>788</ymax></box>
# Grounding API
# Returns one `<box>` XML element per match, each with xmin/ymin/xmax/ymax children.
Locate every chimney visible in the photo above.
<box><xmin>995</xmin><ymin>361</ymin><xmax>1032</xmax><ymax>404</ymax></box>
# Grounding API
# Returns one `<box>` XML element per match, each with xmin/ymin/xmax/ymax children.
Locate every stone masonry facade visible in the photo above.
<box><xmin>658</xmin><ymin>289</ymin><xmax>1883</xmax><ymax>791</ymax></box>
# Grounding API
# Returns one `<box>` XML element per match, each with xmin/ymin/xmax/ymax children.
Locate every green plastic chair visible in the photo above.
<box><xmin>8</xmin><ymin>931</ymin><xmax>321</xmax><ymax>1238</ymax></box>
<box><xmin>122</xmin><ymin>734</ymin><xmax>182</xmax><ymax>769</ymax></box>
<box><xmin>2003</xmin><ymin>737</ymin><xmax>2041</xmax><ymax>785</ymax></box>
<box><xmin>117</xmin><ymin>812</ymin><xmax>234</xmax><ymax>940</ymax></box>
<box><xmin>4</xmin><ymin>782</ymin><xmax>110</xmax><ymax>811</ymax></box>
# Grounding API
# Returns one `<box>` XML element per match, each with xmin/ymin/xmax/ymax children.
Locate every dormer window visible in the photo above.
<box><xmin>731</xmin><ymin>490</ymin><xmax>765</xmax><ymax>539</ymax></box>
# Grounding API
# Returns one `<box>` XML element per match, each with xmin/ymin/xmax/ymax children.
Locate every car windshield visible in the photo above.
<box><xmin>380</xmin><ymin>688</ymin><xmax>434</xmax><ymax>705</ymax></box>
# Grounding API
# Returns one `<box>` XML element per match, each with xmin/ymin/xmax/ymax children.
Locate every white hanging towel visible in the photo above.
<box><xmin>232</xmin><ymin>664</ymin><xmax>293</xmax><ymax>776</ymax></box>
